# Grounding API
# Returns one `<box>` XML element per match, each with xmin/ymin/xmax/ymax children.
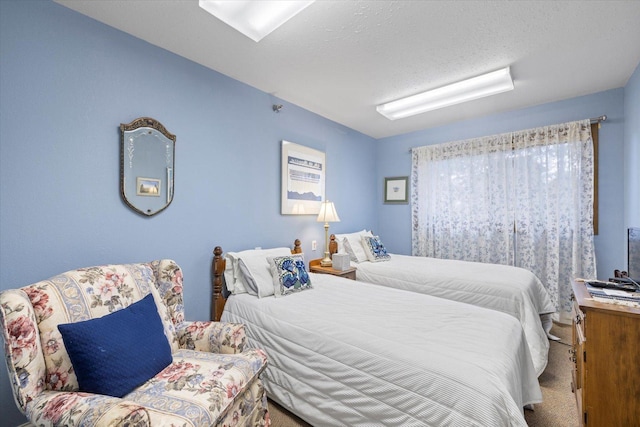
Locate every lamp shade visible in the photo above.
<box><xmin>317</xmin><ymin>201</ymin><xmax>340</xmax><ymax>223</ymax></box>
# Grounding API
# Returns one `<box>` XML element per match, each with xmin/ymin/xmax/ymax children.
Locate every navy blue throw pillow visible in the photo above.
<box><xmin>58</xmin><ymin>293</ymin><xmax>172</xmax><ymax>398</ymax></box>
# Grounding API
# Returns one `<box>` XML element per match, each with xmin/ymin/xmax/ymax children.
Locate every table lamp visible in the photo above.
<box><xmin>317</xmin><ymin>200</ymin><xmax>340</xmax><ymax>267</ymax></box>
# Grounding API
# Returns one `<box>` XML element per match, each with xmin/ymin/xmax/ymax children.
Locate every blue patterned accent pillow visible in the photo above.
<box><xmin>267</xmin><ymin>254</ymin><xmax>312</xmax><ymax>297</ymax></box>
<box><xmin>58</xmin><ymin>293</ymin><xmax>172</xmax><ymax>397</ymax></box>
<box><xmin>362</xmin><ymin>235</ymin><xmax>391</xmax><ymax>262</ymax></box>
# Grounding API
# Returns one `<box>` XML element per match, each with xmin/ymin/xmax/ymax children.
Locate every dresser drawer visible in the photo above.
<box><xmin>572</xmin><ymin>301</ymin><xmax>585</xmax><ymax>344</ymax></box>
<box><xmin>571</xmin><ymin>299</ymin><xmax>585</xmax><ymax>426</ymax></box>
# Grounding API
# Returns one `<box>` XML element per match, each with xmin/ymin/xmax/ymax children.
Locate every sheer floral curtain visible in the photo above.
<box><xmin>411</xmin><ymin>119</ymin><xmax>596</xmax><ymax>316</ymax></box>
<box><xmin>411</xmin><ymin>133</ymin><xmax>514</xmax><ymax>264</ymax></box>
<box><xmin>512</xmin><ymin>120</ymin><xmax>596</xmax><ymax>316</ymax></box>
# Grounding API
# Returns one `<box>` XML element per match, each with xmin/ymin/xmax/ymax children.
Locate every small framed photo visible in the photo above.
<box><xmin>136</xmin><ymin>177</ymin><xmax>161</xmax><ymax>197</ymax></box>
<box><xmin>384</xmin><ymin>176</ymin><xmax>408</xmax><ymax>204</ymax></box>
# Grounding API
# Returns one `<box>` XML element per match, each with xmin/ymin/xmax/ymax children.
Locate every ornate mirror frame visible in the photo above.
<box><xmin>120</xmin><ymin>117</ymin><xmax>176</xmax><ymax>217</ymax></box>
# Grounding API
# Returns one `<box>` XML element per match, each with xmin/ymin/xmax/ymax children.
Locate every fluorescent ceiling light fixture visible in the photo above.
<box><xmin>377</xmin><ymin>67</ymin><xmax>514</xmax><ymax>120</ymax></box>
<box><xmin>199</xmin><ymin>0</ymin><xmax>315</xmax><ymax>42</ymax></box>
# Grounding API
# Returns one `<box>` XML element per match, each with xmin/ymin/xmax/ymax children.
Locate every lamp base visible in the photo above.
<box><xmin>320</xmin><ymin>252</ymin><xmax>332</xmax><ymax>267</ymax></box>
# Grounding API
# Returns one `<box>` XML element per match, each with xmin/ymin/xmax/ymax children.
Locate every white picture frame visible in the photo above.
<box><xmin>136</xmin><ymin>177</ymin><xmax>161</xmax><ymax>197</ymax></box>
<box><xmin>281</xmin><ymin>141</ymin><xmax>325</xmax><ymax>215</ymax></box>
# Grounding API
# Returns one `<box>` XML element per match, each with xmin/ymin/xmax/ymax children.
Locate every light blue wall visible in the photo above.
<box><xmin>376</xmin><ymin>89</ymin><xmax>627</xmax><ymax>279</ymax></box>
<box><xmin>1</xmin><ymin>1</ymin><xmax>637</xmax><ymax>425</ymax></box>
<box><xmin>0</xmin><ymin>1</ymin><xmax>376</xmax><ymax>424</ymax></box>
<box><xmin>624</xmin><ymin>62</ymin><xmax>640</xmax><ymax>229</ymax></box>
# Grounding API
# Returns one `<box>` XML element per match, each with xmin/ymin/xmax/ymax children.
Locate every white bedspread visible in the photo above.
<box><xmin>222</xmin><ymin>273</ymin><xmax>542</xmax><ymax>426</ymax></box>
<box><xmin>355</xmin><ymin>254</ymin><xmax>555</xmax><ymax>376</ymax></box>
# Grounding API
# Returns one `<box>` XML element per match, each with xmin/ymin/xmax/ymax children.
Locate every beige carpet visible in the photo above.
<box><xmin>267</xmin><ymin>323</ymin><xmax>578</xmax><ymax>426</ymax></box>
<box><xmin>522</xmin><ymin>323</ymin><xmax>579</xmax><ymax>427</ymax></box>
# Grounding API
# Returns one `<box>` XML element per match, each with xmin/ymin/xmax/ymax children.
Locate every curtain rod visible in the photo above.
<box><xmin>410</xmin><ymin>116</ymin><xmax>608</xmax><ymax>152</ymax></box>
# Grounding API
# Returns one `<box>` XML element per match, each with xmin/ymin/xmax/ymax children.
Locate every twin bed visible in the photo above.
<box><xmin>328</xmin><ymin>231</ymin><xmax>555</xmax><ymax>376</ymax></box>
<box><xmin>211</xmin><ymin>241</ymin><xmax>549</xmax><ymax>426</ymax></box>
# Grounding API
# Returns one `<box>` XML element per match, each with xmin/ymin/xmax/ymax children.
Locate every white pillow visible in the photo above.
<box><xmin>332</xmin><ymin>233</ymin><xmax>352</xmax><ymax>254</ymax></box>
<box><xmin>333</xmin><ymin>230</ymin><xmax>370</xmax><ymax>255</ymax></box>
<box><xmin>224</xmin><ymin>253</ymin><xmax>260</xmax><ymax>295</ymax></box>
<box><xmin>230</xmin><ymin>247</ymin><xmax>292</xmax><ymax>298</ymax></box>
<box><xmin>223</xmin><ymin>253</ymin><xmax>247</xmax><ymax>295</ymax></box>
<box><xmin>339</xmin><ymin>230</ymin><xmax>373</xmax><ymax>263</ymax></box>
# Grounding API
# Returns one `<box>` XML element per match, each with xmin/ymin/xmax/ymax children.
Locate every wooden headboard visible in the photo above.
<box><xmin>329</xmin><ymin>234</ymin><xmax>338</xmax><ymax>255</ymax></box>
<box><xmin>210</xmin><ymin>239</ymin><xmax>302</xmax><ymax>321</ymax></box>
<box><xmin>210</xmin><ymin>246</ymin><xmax>226</xmax><ymax>322</ymax></box>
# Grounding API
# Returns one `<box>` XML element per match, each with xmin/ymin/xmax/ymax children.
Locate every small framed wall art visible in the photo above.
<box><xmin>136</xmin><ymin>177</ymin><xmax>161</xmax><ymax>197</ymax></box>
<box><xmin>384</xmin><ymin>176</ymin><xmax>408</xmax><ymax>204</ymax></box>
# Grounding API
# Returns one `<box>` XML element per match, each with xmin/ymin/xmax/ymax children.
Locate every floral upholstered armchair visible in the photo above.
<box><xmin>0</xmin><ymin>259</ymin><xmax>269</xmax><ymax>426</ymax></box>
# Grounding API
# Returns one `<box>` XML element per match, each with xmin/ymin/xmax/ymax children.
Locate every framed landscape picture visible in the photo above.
<box><xmin>281</xmin><ymin>141</ymin><xmax>325</xmax><ymax>215</ymax></box>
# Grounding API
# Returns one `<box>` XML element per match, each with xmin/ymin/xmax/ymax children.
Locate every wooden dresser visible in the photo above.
<box><xmin>570</xmin><ymin>281</ymin><xmax>640</xmax><ymax>427</ymax></box>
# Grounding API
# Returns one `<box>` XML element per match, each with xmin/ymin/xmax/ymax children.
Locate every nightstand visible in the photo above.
<box><xmin>309</xmin><ymin>258</ymin><xmax>356</xmax><ymax>280</ymax></box>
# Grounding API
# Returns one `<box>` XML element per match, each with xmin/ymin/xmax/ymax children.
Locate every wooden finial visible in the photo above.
<box><xmin>329</xmin><ymin>234</ymin><xmax>338</xmax><ymax>255</ymax></box>
<box><xmin>211</xmin><ymin>246</ymin><xmax>225</xmax><ymax>321</ymax></box>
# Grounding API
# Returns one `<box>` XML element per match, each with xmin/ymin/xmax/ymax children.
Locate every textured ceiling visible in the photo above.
<box><xmin>55</xmin><ymin>0</ymin><xmax>640</xmax><ymax>139</ymax></box>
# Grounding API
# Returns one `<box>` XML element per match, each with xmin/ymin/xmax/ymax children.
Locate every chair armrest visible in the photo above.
<box><xmin>0</xmin><ymin>289</ymin><xmax>48</xmax><ymax>414</ymax></box>
<box><xmin>177</xmin><ymin>321</ymin><xmax>247</xmax><ymax>354</ymax></box>
<box><xmin>27</xmin><ymin>391</ymin><xmax>150</xmax><ymax>426</ymax></box>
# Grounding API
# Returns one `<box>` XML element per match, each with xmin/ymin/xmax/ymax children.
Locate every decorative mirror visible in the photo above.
<box><xmin>120</xmin><ymin>117</ymin><xmax>175</xmax><ymax>216</ymax></box>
